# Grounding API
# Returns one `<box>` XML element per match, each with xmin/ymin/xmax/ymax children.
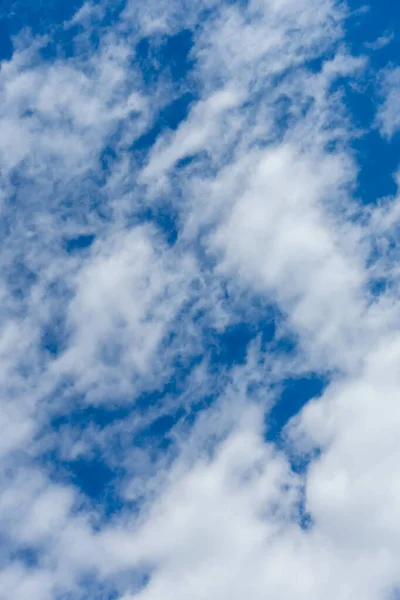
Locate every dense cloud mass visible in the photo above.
<box><xmin>1</xmin><ymin>0</ymin><xmax>400</xmax><ymax>598</ymax></box>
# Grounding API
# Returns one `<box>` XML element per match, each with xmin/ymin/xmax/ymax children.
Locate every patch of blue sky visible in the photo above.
<box><xmin>300</xmin><ymin>3</ymin><xmax>400</xmax><ymax>206</ymax></box>
<box><xmin>265</xmin><ymin>374</ymin><xmax>327</xmax><ymax>444</ymax></box>
<box><xmin>135</xmin><ymin>205</ymin><xmax>180</xmax><ymax>245</ymax></box>
<box><xmin>135</xmin><ymin>29</ymin><xmax>195</xmax><ymax>86</ymax></box>
<box><xmin>342</xmin><ymin>0</ymin><xmax>400</xmax><ymax>204</ymax></box>
<box><xmin>47</xmin><ymin>410</ymin><xmax>129</xmax><ymax>505</ymax></box>
<box><xmin>207</xmin><ymin>319</ymin><xmax>275</xmax><ymax>369</ymax></box>
<box><xmin>119</xmin><ymin>31</ymin><xmax>199</xmax><ymax>243</ymax></box>
<box><xmin>48</xmin><ymin>383</ymin><xmax>184</xmax><ymax>448</ymax></box>
<box><xmin>129</xmin><ymin>30</ymin><xmax>198</xmax><ymax>171</ymax></box>
<box><xmin>9</xmin><ymin>546</ymin><xmax>41</xmax><ymax>569</ymax></box>
<box><xmin>63</xmin><ymin>234</ymin><xmax>96</xmax><ymax>253</ymax></box>
<box><xmin>264</xmin><ymin>374</ymin><xmax>327</xmax><ymax>534</ymax></box>
<box><xmin>59</xmin><ymin>574</ymin><xmax>127</xmax><ymax>600</ymax></box>
<box><xmin>50</xmin><ymin>386</ymin><xmax>183</xmax><ymax>438</ymax></box>
<box><xmin>6</xmin><ymin>260</ymin><xmax>37</xmax><ymax>304</ymax></box>
<box><xmin>50</xmin><ymin>402</ymin><xmax>132</xmax><ymax>432</ymax></box>
<box><xmin>133</xmin><ymin>92</ymin><xmax>196</xmax><ymax>154</ymax></box>
<box><xmin>0</xmin><ymin>0</ymin><xmax>86</xmax><ymax>61</ymax></box>
<box><xmin>41</xmin><ymin>322</ymin><xmax>65</xmax><ymax>356</ymax></box>
<box><xmin>40</xmin><ymin>301</ymin><xmax>71</xmax><ymax>357</ymax></box>
<box><xmin>66</xmin><ymin>457</ymin><xmax>115</xmax><ymax>504</ymax></box>
<box><xmin>41</xmin><ymin>438</ymin><xmax>123</xmax><ymax>516</ymax></box>
<box><xmin>346</xmin><ymin>0</ymin><xmax>400</xmax><ymax>59</ymax></box>
<box><xmin>336</xmin><ymin>74</ymin><xmax>400</xmax><ymax>203</ymax></box>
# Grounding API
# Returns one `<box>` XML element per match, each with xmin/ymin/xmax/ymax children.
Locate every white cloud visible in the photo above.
<box><xmin>208</xmin><ymin>143</ymin><xmax>367</xmax><ymax>369</ymax></box>
<box><xmin>377</xmin><ymin>67</ymin><xmax>400</xmax><ymax>139</ymax></box>
<box><xmin>1</xmin><ymin>0</ymin><xmax>400</xmax><ymax>599</ymax></box>
<box><xmin>365</xmin><ymin>32</ymin><xmax>394</xmax><ymax>51</ymax></box>
<box><xmin>52</xmin><ymin>225</ymin><xmax>196</xmax><ymax>400</ymax></box>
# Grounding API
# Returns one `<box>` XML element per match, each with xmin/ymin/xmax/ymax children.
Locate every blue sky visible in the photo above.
<box><xmin>1</xmin><ymin>1</ymin><xmax>400</xmax><ymax>599</ymax></box>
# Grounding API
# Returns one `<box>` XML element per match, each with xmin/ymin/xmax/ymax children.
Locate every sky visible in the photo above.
<box><xmin>1</xmin><ymin>0</ymin><xmax>400</xmax><ymax>598</ymax></box>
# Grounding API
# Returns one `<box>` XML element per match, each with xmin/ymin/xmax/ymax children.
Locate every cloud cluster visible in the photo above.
<box><xmin>1</xmin><ymin>0</ymin><xmax>400</xmax><ymax>599</ymax></box>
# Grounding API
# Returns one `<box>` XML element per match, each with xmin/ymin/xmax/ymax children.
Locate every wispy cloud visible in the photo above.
<box><xmin>365</xmin><ymin>32</ymin><xmax>394</xmax><ymax>51</ymax></box>
<box><xmin>377</xmin><ymin>66</ymin><xmax>400</xmax><ymax>139</ymax></box>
